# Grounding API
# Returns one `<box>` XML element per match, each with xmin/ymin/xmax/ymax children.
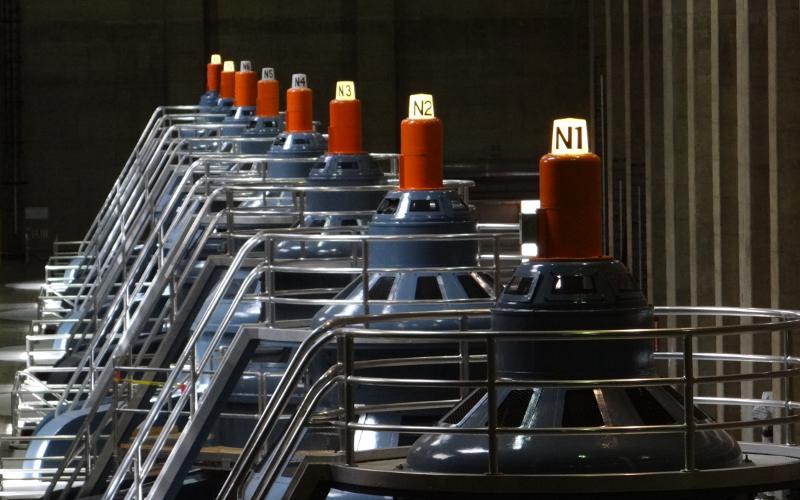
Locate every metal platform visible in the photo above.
<box><xmin>284</xmin><ymin>442</ymin><xmax>800</xmax><ymax>499</ymax></box>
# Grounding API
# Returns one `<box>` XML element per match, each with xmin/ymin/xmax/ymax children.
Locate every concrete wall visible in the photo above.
<box><xmin>592</xmin><ymin>0</ymin><xmax>800</xmax><ymax>438</ymax></box>
<box><xmin>15</xmin><ymin>0</ymin><xmax>205</xmax><ymax>254</ymax></box>
<box><xmin>10</xmin><ymin>0</ymin><xmax>588</xmax><ymax>254</ymax></box>
<box><xmin>593</xmin><ymin>0</ymin><xmax>800</xmax><ymax>308</ymax></box>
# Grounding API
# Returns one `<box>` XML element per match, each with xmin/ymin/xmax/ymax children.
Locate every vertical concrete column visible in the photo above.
<box><xmin>662</xmin><ymin>0</ymin><xmax>676</xmax><ymax>315</ymax></box>
<box><xmin>628</xmin><ymin>0</ymin><xmax>646</xmax><ymax>288</ymax></box>
<box><xmin>690</xmin><ymin>0</ymin><xmax>720</xmax><ymax>411</ymax></box>
<box><xmin>604</xmin><ymin>0</ymin><xmax>616</xmax><ymax>256</ymax></box>
<box><xmin>647</xmin><ymin>0</ymin><xmax>667</xmax><ymax>309</ymax></box>
<box><xmin>623</xmin><ymin>0</ymin><xmax>634</xmax><ymax>271</ymax></box>
<box><xmin>776</xmin><ymin>0</ymin><xmax>800</xmax><ymax>420</ymax></box>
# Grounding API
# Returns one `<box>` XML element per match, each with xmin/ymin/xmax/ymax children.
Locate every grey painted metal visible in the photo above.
<box><xmin>247</xmin><ymin>308</ymin><xmax>798</xmax><ymax>496</ymax></box>
<box><xmin>407</xmin><ymin>260</ymin><xmax>741</xmax><ymax>476</ymax></box>
<box><xmin>45</xmin><ymin>176</ymin><xmax>378</xmax><ymax>497</ymax></box>
<box><xmin>76</xmin><ymin>255</ymin><xmax>259</xmax><ymax>496</ymax></box>
<box><xmin>216</xmin><ymin>309</ymin><xmax>490</xmax><ymax>500</ymax></box>
<box><xmin>49</xmin><ymin>178</ymin><xmax>409</xmax><ymax>497</ymax></box>
<box><xmin>102</xmin><ymin>227</ymin><xmax>512</xmax><ymax>499</ymax></box>
<box><xmin>219</xmin><ymin>305</ymin><xmax>800</xmax><ymax>499</ymax></box>
<box><xmin>284</xmin><ymin>442</ymin><xmax>800</xmax><ymax>499</ymax></box>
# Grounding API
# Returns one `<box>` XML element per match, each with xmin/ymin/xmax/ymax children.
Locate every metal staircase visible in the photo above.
<box><xmin>32</xmin><ymin>215</ymin><xmax>515</xmax><ymax>498</ymax></box>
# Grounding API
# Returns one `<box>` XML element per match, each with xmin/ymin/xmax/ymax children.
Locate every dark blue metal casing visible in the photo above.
<box><xmin>239</xmin><ymin>114</ymin><xmax>284</xmax><ymax>154</ymax></box>
<box><xmin>267</xmin><ymin>131</ymin><xmax>327</xmax><ymax>179</ymax></box>
<box><xmin>198</xmin><ymin>89</ymin><xmax>221</xmax><ymax>109</ymax></box>
<box><xmin>367</xmin><ymin>189</ymin><xmax>476</xmax><ymax>268</ymax></box>
<box><xmin>198</xmin><ymin>91</ymin><xmax>233</xmax><ymax>117</ymax></box>
<box><xmin>311</xmin><ymin>188</ymin><xmax>490</xmax><ymax>331</ymax></box>
<box><xmin>220</xmin><ymin>105</ymin><xmax>256</xmax><ymax>136</ymax></box>
<box><xmin>407</xmin><ymin>259</ymin><xmax>743</xmax><ymax>475</ymax></box>
<box><xmin>493</xmin><ymin>259</ymin><xmax>653</xmax><ymax>379</ymax></box>
<box><xmin>305</xmin><ymin>153</ymin><xmax>385</xmax><ymax>211</ymax></box>
<box><xmin>274</xmin><ymin>152</ymin><xmax>386</xmax><ymax>259</ymax></box>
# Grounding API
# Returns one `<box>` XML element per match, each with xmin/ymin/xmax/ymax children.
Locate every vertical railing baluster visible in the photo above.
<box><xmin>459</xmin><ymin>316</ymin><xmax>470</xmax><ymax>400</ymax></box>
<box><xmin>267</xmin><ymin>238</ymin><xmax>275</xmax><ymax>326</ymax></box>
<box><xmin>682</xmin><ymin>332</ymin><xmax>696</xmax><ymax>471</ymax></box>
<box><xmin>190</xmin><ymin>349</ymin><xmax>198</xmax><ymax>416</ymax></box>
<box><xmin>225</xmin><ymin>190</ymin><xmax>235</xmax><ymax>255</ymax></box>
<box><xmin>783</xmin><ymin>326</ymin><xmax>794</xmax><ymax>445</ymax></box>
<box><xmin>338</xmin><ymin>335</ymin><xmax>355</xmax><ymax>466</ymax></box>
<box><xmin>361</xmin><ymin>240</ymin><xmax>370</xmax><ymax>316</ymax></box>
<box><xmin>492</xmin><ymin>235</ymin><xmax>501</xmax><ymax>297</ymax></box>
<box><xmin>487</xmin><ymin>336</ymin><xmax>498</xmax><ymax>474</ymax></box>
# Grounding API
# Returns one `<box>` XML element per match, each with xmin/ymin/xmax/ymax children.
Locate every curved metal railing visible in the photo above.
<box><xmin>98</xmin><ymin>225</ymin><xmax>519</xmax><ymax>499</ymax></box>
<box><xmin>41</xmin><ymin>172</ymin><xmax>444</xmax><ymax>498</ymax></box>
<box><xmin>210</xmin><ymin>306</ymin><xmax>800</xmax><ymax>499</ymax></box>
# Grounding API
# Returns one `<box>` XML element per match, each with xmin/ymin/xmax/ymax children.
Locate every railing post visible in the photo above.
<box><xmin>171</xmin><ymin>270</ymin><xmax>179</xmax><ymax>323</ymax></box>
<box><xmin>486</xmin><ymin>336</ymin><xmax>499</xmax><ymax>474</ymax></box>
<box><xmin>11</xmin><ymin>372</ymin><xmax>19</xmax><ymax>437</ymax></box>
<box><xmin>783</xmin><ymin>326</ymin><xmax>794</xmax><ymax>445</ymax></box>
<box><xmin>338</xmin><ymin>335</ymin><xmax>355</xmax><ymax>466</ymax></box>
<box><xmin>190</xmin><ymin>349</ymin><xmax>198</xmax><ymax>416</ymax></box>
<box><xmin>267</xmin><ymin>238</ymin><xmax>275</xmax><ymax>326</ymax></box>
<box><xmin>89</xmin><ymin>348</ymin><xmax>96</xmax><ymax>392</ymax></box>
<box><xmin>258</xmin><ymin>371</ymin><xmax>266</xmax><ymax>414</ymax></box>
<box><xmin>459</xmin><ymin>316</ymin><xmax>470</xmax><ymax>400</ymax></box>
<box><xmin>682</xmin><ymin>332</ymin><xmax>696</xmax><ymax>472</ymax></box>
<box><xmin>298</xmin><ymin>189</ymin><xmax>306</xmax><ymax>224</ymax></box>
<box><xmin>112</xmin><ymin>358</ymin><xmax>120</xmax><ymax>467</ymax></box>
<box><xmin>84</xmin><ymin>429</ymin><xmax>92</xmax><ymax>475</ymax></box>
<box><xmin>492</xmin><ymin>235</ymin><xmax>501</xmax><ymax>296</ymax></box>
<box><xmin>134</xmin><ymin>447</ymin><xmax>143</xmax><ymax>500</ymax></box>
<box><xmin>361</xmin><ymin>240</ymin><xmax>370</xmax><ymax>316</ymax></box>
<box><xmin>225</xmin><ymin>190</ymin><xmax>235</xmax><ymax>255</ymax></box>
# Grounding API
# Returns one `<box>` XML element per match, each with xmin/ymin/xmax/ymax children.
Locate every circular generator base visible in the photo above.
<box><xmin>287</xmin><ymin>442</ymin><xmax>800</xmax><ymax>499</ymax></box>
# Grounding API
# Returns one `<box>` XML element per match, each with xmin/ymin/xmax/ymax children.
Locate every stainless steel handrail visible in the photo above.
<box><xmin>42</xmin><ymin>176</ymin><xmax>414</xmax><ymax>497</ymax></box>
<box><xmin>101</xmin><ymin>227</ymin><xmax>514</xmax><ymax>499</ymax></box>
<box><xmin>219</xmin><ymin>306</ymin><xmax>800</xmax><ymax>500</ymax></box>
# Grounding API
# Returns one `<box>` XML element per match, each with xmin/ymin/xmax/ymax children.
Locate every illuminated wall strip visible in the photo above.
<box><xmin>736</xmin><ymin>1</ymin><xmax>752</xmax><ymax>312</ymax></box>
<box><xmin>623</xmin><ymin>0</ymin><xmax>633</xmax><ymax>271</ymax></box>
<box><xmin>662</xmin><ymin>0</ymin><xmax>676</xmax><ymax>310</ymax></box>
<box><xmin>686</xmin><ymin>0</ymin><xmax>701</xmax><ymax>386</ymax></box>
<box><xmin>605</xmin><ymin>0</ymin><xmax>615</xmax><ymax>256</ymax></box>
<box><xmin>710</xmin><ymin>0</ymin><xmax>725</xmax><ymax>424</ymax></box>
<box><xmin>643</xmin><ymin>0</ymin><xmax>653</xmax><ymax>301</ymax></box>
<box><xmin>687</xmin><ymin>0</ymin><xmax>698</xmax><ymax>312</ymax></box>
<box><xmin>736</xmin><ymin>0</ymin><xmax>754</xmax><ymax>438</ymax></box>
<box><xmin>767</xmin><ymin>1</ymin><xmax>778</xmax><ymax>310</ymax></box>
<box><xmin>767</xmin><ymin>0</ymin><xmax>781</xmax><ymax>439</ymax></box>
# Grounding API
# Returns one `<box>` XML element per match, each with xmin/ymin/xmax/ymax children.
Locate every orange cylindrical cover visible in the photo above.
<box><xmin>537</xmin><ymin>153</ymin><xmax>603</xmax><ymax>259</ymax></box>
<box><xmin>328</xmin><ymin>99</ymin><xmax>363</xmax><ymax>154</ymax></box>
<box><xmin>206</xmin><ymin>63</ymin><xmax>221</xmax><ymax>92</ymax></box>
<box><xmin>256</xmin><ymin>79</ymin><xmax>280</xmax><ymax>117</ymax></box>
<box><xmin>234</xmin><ymin>70</ymin><xmax>257</xmax><ymax>107</ymax></box>
<box><xmin>399</xmin><ymin>118</ymin><xmax>443</xmax><ymax>190</ymax></box>
<box><xmin>220</xmin><ymin>70</ymin><xmax>235</xmax><ymax>100</ymax></box>
<box><xmin>286</xmin><ymin>87</ymin><xmax>313</xmax><ymax>132</ymax></box>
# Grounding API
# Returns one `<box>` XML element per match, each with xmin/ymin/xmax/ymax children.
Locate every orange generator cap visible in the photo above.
<box><xmin>234</xmin><ymin>60</ymin><xmax>257</xmax><ymax>107</ymax></box>
<box><xmin>536</xmin><ymin>118</ymin><xmax>603</xmax><ymax>259</ymax></box>
<box><xmin>256</xmin><ymin>67</ymin><xmax>280</xmax><ymax>117</ymax></box>
<box><xmin>206</xmin><ymin>54</ymin><xmax>222</xmax><ymax>92</ymax></box>
<box><xmin>328</xmin><ymin>81</ymin><xmax>362</xmax><ymax>154</ymax></box>
<box><xmin>220</xmin><ymin>60</ymin><xmax>236</xmax><ymax>100</ymax></box>
<box><xmin>400</xmin><ymin>94</ymin><xmax>443</xmax><ymax>190</ymax></box>
<box><xmin>286</xmin><ymin>73</ymin><xmax>313</xmax><ymax>133</ymax></box>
